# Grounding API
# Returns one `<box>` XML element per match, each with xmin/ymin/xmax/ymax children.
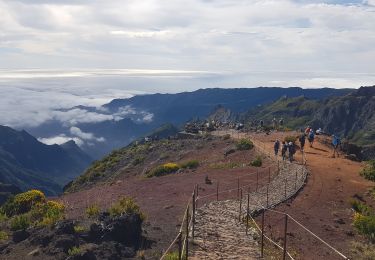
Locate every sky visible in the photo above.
<box><xmin>0</xmin><ymin>0</ymin><xmax>375</xmax><ymax>131</ymax></box>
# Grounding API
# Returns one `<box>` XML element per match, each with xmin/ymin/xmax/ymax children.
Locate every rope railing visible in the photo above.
<box><xmin>160</xmin><ymin>130</ymin><xmax>347</xmax><ymax>260</ymax></box>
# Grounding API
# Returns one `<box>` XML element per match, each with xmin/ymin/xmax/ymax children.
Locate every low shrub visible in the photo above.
<box><xmin>109</xmin><ymin>197</ymin><xmax>145</xmax><ymax>220</ymax></box>
<box><xmin>0</xmin><ymin>231</ymin><xmax>8</xmax><ymax>241</ymax></box>
<box><xmin>353</xmin><ymin>212</ymin><xmax>375</xmax><ymax>242</ymax></box>
<box><xmin>360</xmin><ymin>160</ymin><xmax>375</xmax><ymax>181</ymax></box>
<box><xmin>147</xmin><ymin>163</ymin><xmax>180</xmax><ymax>177</ymax></box>
<box><xmin>34</xmin><ymin>201</ymin><xmax>65</xmax><ymax>227</ymax></box>
<box><xmin>74</xmin><ymin>225</ymin><xmax>86</xmax><ymax>233</ymax></box>
<box><xmin>222</xmin><ymin>134</ymin><xmax>231</xmax><ymax>140</ymax></box>
<box><xmin>2</xmin><ymin>190</ymin><xmax>46</xmax><ymax>217</ymax></box>
<box><xmin>86</xmin><ymin>204</ymin><xmax>100</xmax><ymax>218</ymax></box>
<box><xmin>350</xmin><ymin>241</ymin><xmax>375</xmax><ymax>260</ymax></box>
<box><xmin>350</xmin><ymin>199</ymin><xmax>372</xmax><ymax>216</ymax></box>
<box><xmin>68</xmin><ymin>246</ymin><xmax>82</xmax><ymax>256</ymax></box>
<box><xmin>284</xmin><ymin>136</ymin><xmax>298</xmax><ymax>143</ymax></box>
<box><xmin>164</xmin><ymin>251</ymin><xmax>180</xmax><ymax>260</ymax></box>
<box><xmin>236</xmin><ymin>139</ymin><xmax>254</xmax><ymax>150</ymax></box>
<box><xmin>0</xmin><ymin>212</ymin><xmax>8</xmax><ymax>223</ymax></box>
<box><xmin>10</xmin><ymin>214</ymin><xmax>30</xmax><ymax>231</ymax></box>
<box><xmin>250</xmin><ymin>156</ymin><xmax>262</xmax><ymax>167</ymax></box>
<box><xmin>180</xmin><ymin>160</ymin><xmax>199</xmax><ymax>169</ymax></box>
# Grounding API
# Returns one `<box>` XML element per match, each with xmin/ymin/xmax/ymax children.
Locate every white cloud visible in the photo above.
<box><xmin>38</xmin><ymin>135</ymin><xmax>83</xmax><ymax>146</ymax></box>
<box><xmin>69</xmin><ymin>126</ymin><xmax>105</xmax><ymax>142</ymax></box>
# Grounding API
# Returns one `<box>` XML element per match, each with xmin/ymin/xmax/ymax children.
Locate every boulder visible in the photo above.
<box><xmin>12</xmin><ymin>229</ymin><xmax>30</xmax><ymax>243</ymax></box>
<box><xmin>55</xmin><ymin>220</ymin><xmax>75</xmax><ymax>235</ymax></box>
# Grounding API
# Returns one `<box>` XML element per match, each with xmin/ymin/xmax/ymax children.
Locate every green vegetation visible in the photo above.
<box><xmin>68</xmin><ymin>246</ymin><xmax>82</xmax><ymax>256</ymax></box>
<box><xmin>10</xmin><ymin>214</ymin><xmax>30</xmax><ymax>231</ymax></box>
<box><xmin>350</xmin><ymin>241</ymin><xmax>375</xmax><ymax>260</ymax></box>
<box><xmin>180</xmin><ymin>160</ymin><xmax>199</xmax><ymax>169</ymax></box>
<box><xmin>147</xmin><ymin>160</ymin><xmax>199</xmax><ymax>177</ymax></box>
<box><xmin>0</xmin><ymin>190</ymin><xmax>65</xmax><ymax>229</ymax></box>
<box><xmin>0</xmin><ymin>231</ymin><xmax>8</xmax><ymax>241</ymax></box>
<box><xmin>164</xmin><ymin>251</ymin><xmax>183</xmax><ymax>260</ymax></box>
<box><xmin>1</xmin><ymin>189</ymin><xmax>46</xmax><ymax>216</ymax></box>
<box><xmin>236</xmin><ymin>139</ymin><xmax>254</xmax><ymax>150</ymax></box>
<box><xmin>360</xmin><ymin>160</ymin><xmax>375</xmax><ymax>181</ymax></box>
<box><xmin>250</xmin><ymin>156</ymin><xmax>262</xmax><ymax>167</ymax></box>
<box><xmin>222</xmin><ymin>134</ymin><xmax>231</xmax><ymax>140</ymax></box>
<box><xmin>351</xmin><ymin>199</ymin><xmax>375</xmax><ymax>242</ymax></box>
<box><xmin>74</xmin><ymin>225</ymin><xmax>86</xmax><ymax>233</ymax></box>
<box><xmin>86</xmin><ymin>204</ymin><xmax>100</xmax><ymax>218</ymax></box>
<box><xmin>109</xmin><ymin>197</ymin><xmax>145</xmax><ymax>220</ymax></box>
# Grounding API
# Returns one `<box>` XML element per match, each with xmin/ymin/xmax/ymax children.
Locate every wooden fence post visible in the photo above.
<box><xmin>283</xmin><ymin>214</ymin><xmax>288</xmax><ymax>260</ymax></box>
<box><xmin>239</xmin><ymin>189</ymin><xmax>243</xmax><ymax>222</ymax></box>
<box><xmin>216</xmin><ymin>182</ymin><xmax>219</xmax><ymax>201</ymax></box>
<box><xmin>192</xmin><ymin>191</ymin><xmax>195</xmax><ymax>240</ymax></box>
<box><xmin>268</xmin><ymin>167</ymin><xmax>271</xmax><ymax>183</ymax></box>
<box><xmin>246</xmin><ymin>193</ymin><xmax>250</xmax><ymax>235</ymax></box>
<box><xmin>237</xmin><ymin>178</ymin><xmax>240</xmax><ymax>200</ymax></box>
<box><xmin>178</xmin><ymin>232</ymin><xmax>182</xmax><ymax>260</ymax></box>
<box><xmin>261</xmin><ymin>210</ymin><xmax>265</xmax><ymax>257</ymax></box>
<box><xmin>186</xmin><ymin>206</ymin><xmax>189</xmax><ymax>259</ymax></box>
<box><xmin>196</xmin><ymin>184</ymin><xmax>199</xmax><ymax>208</ymax></box>
<box><xmin>284</xmin><ymin>179</ymin><xmax>287</xmax><ymax>199</ymax></box>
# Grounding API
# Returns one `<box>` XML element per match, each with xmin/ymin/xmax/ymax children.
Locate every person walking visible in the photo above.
<box><xmin>281</xmin><ymin>141</ymin><xmax>288</xmax><ymax>161</ymax></box>
<box><xmin>332</xmin><ymin>134</ymin><xmax>341</xmax><ymax>158</ymax></box>
<box><xmin>274</xmin><ymin>139</ymin><xmax>280</xmax><ymax>156</ymax></box>
<box><xmin>299</xmin><ymin>133</ymin><xmax>306</xmax><ymax>152</ymax></box>
<box><xmin>308</xmin><ymin>129</ymin><xmax>315</xmax><ymax>148</ymax></box>
<box><xmin>288</xmin><ymin>142</ymin><xmax>295</xmax><ymax>162</ymax></box>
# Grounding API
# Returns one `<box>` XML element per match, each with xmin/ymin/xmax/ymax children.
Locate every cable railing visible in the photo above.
<box><xmin>160</xmin><ymin>131</ymin><xmax>348</xmax><ymax>260</ymax></box>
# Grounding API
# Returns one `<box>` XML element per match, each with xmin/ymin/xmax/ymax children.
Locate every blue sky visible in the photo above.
<box><xmin>0</xmin><ymin>0</ymin><xmax>374</xmax><ymax>129</ymax></box>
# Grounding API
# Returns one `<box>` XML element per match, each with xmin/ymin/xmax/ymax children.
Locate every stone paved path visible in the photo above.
<box><xmin>191</xmin><ymin>134</ymin><xmax>307</xmax><ymax>259</ymax></box>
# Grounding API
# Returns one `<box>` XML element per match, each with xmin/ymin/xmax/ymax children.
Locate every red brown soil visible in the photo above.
<box><xmin>60</xmin><ymin>137</ymin><xmax>274</xmax><ymax>258</ymax></box>
<box><xmin>247</xmin><ymin>131</ymin><xmax>373</xmax><ymax>260</ymax></box>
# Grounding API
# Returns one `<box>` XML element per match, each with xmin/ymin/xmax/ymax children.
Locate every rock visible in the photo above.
<box><xmin>88</xmin><ymin>223</ymin><xmax>104</xmax><ymax>242</ymax></box>
<box><xmin>54</xmin><ymin>236</ymin><xmax>78</xmax><ymax>253</ymax></box>
<box><xmin>334</xmin><ymin>218</ymin><xmax>345</xmax><ymax>225</ymax></box>
<box><xmin>55</xmin><ymin>220</ymin><xmax>75</xmax><ymax>235</ymax></box>
<box><xmin>344</xmin><ymin>154</ymin><xmax>358</xmax><ymax>161</ymax></box>
<box><xmin>102</xmin><ymin>214</ymin><xmax>143</xmax><ymax>247</ymax></box>
<box><xmin>12</xmin><ymin>229</ymin><xmax>30</xmax><ymax>243</ymax></box>
<box><xmin>224</xmin><ymin>147</ymin><xmax>236</xmax><ymax>156</ymax></box>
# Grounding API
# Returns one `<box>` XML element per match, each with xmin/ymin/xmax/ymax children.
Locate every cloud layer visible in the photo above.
<box><xmin>0</xmin><ymin>0</ymin><xmax>374</xmax><ymax>130</ymax></box>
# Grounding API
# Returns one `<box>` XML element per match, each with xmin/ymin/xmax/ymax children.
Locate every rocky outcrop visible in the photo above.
<box><xmin>0</xmin><ymin>212</ymin><xmax>145</xmax><ymax>260</ymax></box>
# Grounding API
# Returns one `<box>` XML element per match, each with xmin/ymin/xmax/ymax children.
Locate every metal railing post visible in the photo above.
<box><xmin>266</xmin><ymin>185</ymin><xmax>269</xmax><ymax>208</ymax></box>
<box><xmin>246</xmin><ymin>193</ymin><xmax>250</xmax><ymax>235</ymax></box>
<box><xmin>196</xmin><ymin>184</ymin><xmax>199</xmax><ymax>208</ymax></box>
<box><xmin>261</xmin><ymin>210</ymin><xmax>265</xmax><ymax>257</ymax></box>
<box><xmin>283</xmin><ymin>214</ymin><xmax>288</xmax><ymax>260</ymax></box>
<box><xmin>284</xmin><ymin>179</ymin><xmax>287</xmax><ymax>199</ymax></box>
<box><xmin>268</xmin><ymin>167</ymin><xmax>271</xmax><ymax>183</ymax></box>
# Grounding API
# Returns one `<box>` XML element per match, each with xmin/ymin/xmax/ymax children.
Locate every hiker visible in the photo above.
<box><xmin>332</xmin><ymin>134</ymin><xmax>341</xmax><ymax>158</ymax></box>
<box><xmin>260</xmin><ymin>120</ymin><xmax>264</xmax><ymax>128</ymax></box>
<box><xmin>272</xmin><ymin>117</ymin><xmax>277</xmax><ymax>129</ymax></box>
<box><xmin>308</xmin><ymin>129</ymin><xmax>315</xmax><ymax>148</ymax></box>
<box><xmin>279</xmin><ymin>118</ymin><xmax>284</xmax><ymax>127</ymax></box>
<box><xmin>281</xmin><ymin>141</ymin><xmax>288</xmax><ymax>161</ymax></box>
<box><xmin>305</xmin><ymin>126</ymin><xmax>311</xmax><ymax>135</ymax></box>
<box><xmin>299</xmin><ymin>134</ymin><xmax>306</xmax><ymax>152</ymax></box>
<box><xmin>274</xmin><ymin>139</ymin><xmax>280</xmax><ymax>156</ymax></box>
<box><xmin>288</xmin><ymin>142</ymin><xmax>295</xmax><ymax>162</ymax></box>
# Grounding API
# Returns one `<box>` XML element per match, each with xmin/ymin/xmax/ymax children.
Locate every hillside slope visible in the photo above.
<box><xmin>0</xmin><ymin>125</ymin><xmax>92</xmax><ymax>195</ymax></box>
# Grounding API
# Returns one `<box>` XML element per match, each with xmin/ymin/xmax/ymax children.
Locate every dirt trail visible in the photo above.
<box><xmin>240</xmin><ymin>131</ymin><xmax>372</xmax><ymax>259</ymax></box>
